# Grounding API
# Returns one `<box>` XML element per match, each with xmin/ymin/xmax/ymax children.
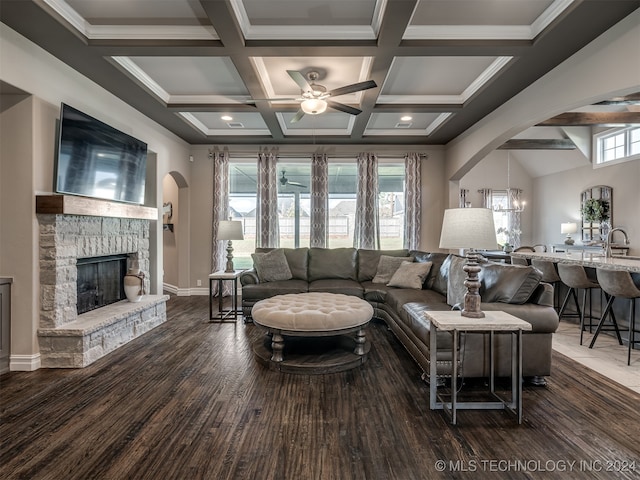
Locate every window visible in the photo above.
<box><xmin>228</xmin><ymin>158</ymin><xmax>406</xmax><ymax>255</ymax></box>
<box><xmin>595</xmin><ymin>126</ymin><xmax>640</xmax><ymax>165</ymax></box>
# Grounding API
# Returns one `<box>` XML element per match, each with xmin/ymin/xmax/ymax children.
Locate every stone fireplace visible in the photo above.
<box><xmin>36</xmin><ymin>199</ymin><xmax>167</xmax><ymax>368</ymax></box>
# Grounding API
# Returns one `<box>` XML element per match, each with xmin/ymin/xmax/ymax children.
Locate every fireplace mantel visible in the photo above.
<box><xmin>36</xmin><ymin>195</ymin><xmax>157</xmax><ymax>220</ymax></box>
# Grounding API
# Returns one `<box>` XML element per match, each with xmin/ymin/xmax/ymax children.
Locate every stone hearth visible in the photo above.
<box><xmin>36</xmin><ymin>212</ymin><xmax>167</xmax><ymax>368</ymax></box>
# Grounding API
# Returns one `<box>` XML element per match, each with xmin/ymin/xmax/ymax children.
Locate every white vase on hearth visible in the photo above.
<box><xmin>124</xmin><ymin>268</ymin><xmax>145</xmax><ymax>302</ymax></box>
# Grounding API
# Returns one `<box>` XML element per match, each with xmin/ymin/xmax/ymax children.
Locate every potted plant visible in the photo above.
<box><xmin>582</xmin><ymin>198</ymin><xmax>610</xmax><ymax>223</ymax></box>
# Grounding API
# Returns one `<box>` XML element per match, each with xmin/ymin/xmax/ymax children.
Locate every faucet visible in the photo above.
<box><xmin>605</xmin><ymin>227</ymin><xmax>630</xmax><ymax>257</ymax></box>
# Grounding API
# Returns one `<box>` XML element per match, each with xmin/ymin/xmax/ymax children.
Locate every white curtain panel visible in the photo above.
<box><xmin>310</xmin><ymin>153</ymin><xmax>329</xmax><ymax>248</ymax></box>
<box><xmin>404</xmin><ymin>152</ymin><xmax>422</xmax><ymax>250</ymax></box>
<box><xmin>211</xmin><ymin>151</ymin><xmax>231</xmax><ymax>296</ymax></box>
<box><xmin>353</xmin><ymin>153</ymin><xmax>380</xmax><ymax>249</ymax></box>
<box><xmin>256</xmin><ymin>152</ymin><xmax>280</xmax><ymax>248</ymax></box>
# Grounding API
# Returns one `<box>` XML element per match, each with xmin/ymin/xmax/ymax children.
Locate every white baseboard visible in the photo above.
<box><xmin>162</xmin><ymin>283</ymin><xmax>179</xmax><ymax>295</ymax></box>
<box><xmin>10</xmin><ymin>353</ymin><xmax>41</xmax><ymax>371</ymax></box>
<box><xmin>163</xmin><ymin>283</ymin><xmax>209</xmax><ymax>296</ymax></box>
<box><xmin>188</xmin><ymin>287</ymin><xmax>209</xmax><ymax>296</ymax></box>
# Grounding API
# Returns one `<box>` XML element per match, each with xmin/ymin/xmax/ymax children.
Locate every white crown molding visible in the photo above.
<box><xmin>168</xmin><ymin>95</ymin><xmax>254</xmax><ymax>105</ymax></box>
<box><xmin>378</xmin><ymin>56</ymin><xmax>511</xmax><ymax>105</ymax></box>
<box><xmin>403</xmin><ymin>25</ymin><xmax>533</xmax><ymax>41</ymax></box>
<box><xmin>531</xmin><ymin>0</ymin><xmax>576</xmax><ymax>38</ymax></box>
<box><xmin>462</xmin><ymin>56</ymin><xmax>513</xmax><ymax>100</ymax></box>
<box><xmin>365</xmin><ymin>113</ymin><xmax>452</xmax><ymax>137</ymax></box>
<box><xmin>276</xmin><ymin>113</ymin><xmax>355</xmax><ymax>136</ymax></box>
<box><xmin>403</xmin><ymin>0</ymin><xmax>574</xmax><ymax>40</ymax></box>
<box><xmin>40</xmin><ymin>0</ymin><xmax>218</xmax><ymax>40</ymax></box>
<box><xmin>87</xmin><ymin>25</ymin><xmax>218</xmax><ymax>41</ymax></box>
<box><xmin>229</xmin><ymin>0</ymin><xmax>380</xmax><ymax>40</ymax></box>
<box><xmin>10</xmin><ymin>353</ymin><xmax>41</xmax><ymax>371</ymax></box>
<box><xmin>178</xmin><ymin>112</ymin><xmax>270</xmax><ymax>137</ymax></box>
<box><xmin>110</xmin><ymin>57</ymin><xmax>170</xmax><ymax>103</ymax></box>
<box><xmin>377</xmin><ymin>94</ymin><xmax>463</xmax><ymax>104</ymax></box>
<box><xmin>40</xmin><ymin>0</ymin><xmax>88</xmax><ymax>35</ymax></box>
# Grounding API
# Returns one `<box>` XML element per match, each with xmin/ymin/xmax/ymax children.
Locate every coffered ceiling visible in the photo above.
<box><xmin>1</xmin><ymin>0</ymin><xmax>638</xmax><ymax>146</ymax></box>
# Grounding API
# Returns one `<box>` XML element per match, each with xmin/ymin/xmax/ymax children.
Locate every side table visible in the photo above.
<box><xmin>425</xmin><ymin>310</ymin><xmax>532</xmax><ymax>425</ymax></box>
<box><xmin>209</xmin><ymin>270</ymin><xmax>243</xmax><ymax>322</ymax></box>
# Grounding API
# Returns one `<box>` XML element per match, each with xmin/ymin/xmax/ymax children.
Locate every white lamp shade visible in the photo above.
<box><xmin>439</xmin><ymin>208</ymin><xmax>497</xmax><ymax>250</ymax></box>
<box><xmin>217</xmin><ymin>220</ymin><xmax>244</xmax><ymax>241</ymax></box>
<box><xmin>561</xmin><ymin>222</ymin><xmax>578</xmax><ymax>234</ymax></box>
<box><xmin>300</xmin><ymin>98</ymin><xmax>328</xmax><ymax>115</ymax></box>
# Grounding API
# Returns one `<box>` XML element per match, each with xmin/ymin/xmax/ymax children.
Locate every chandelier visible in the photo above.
<box><xmin>493</xmin><ymin>152</ymin><xmax>526</xmax><ymax>213</ymax></box>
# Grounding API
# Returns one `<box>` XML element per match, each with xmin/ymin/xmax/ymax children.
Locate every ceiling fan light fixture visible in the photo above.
<box><xmin>301</xmin><ymin>98</ymin><xmax>328</xmax><ymax>115</ymax></box>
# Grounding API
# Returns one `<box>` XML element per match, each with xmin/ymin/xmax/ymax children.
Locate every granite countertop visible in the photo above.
<box><xmin>511</xmin><ymin>251</ymin><xmax>640</xmax><ymax>273</ymax></box>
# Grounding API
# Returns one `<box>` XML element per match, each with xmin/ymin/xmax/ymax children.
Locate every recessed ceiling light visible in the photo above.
<box><xmin>401</xmin><ymin>115</ymin><xmax>412</xmax><ymax>121</ymax></box>
<box><xmin>221</xmin><ymin>115</ymin><xmax>233</xmax><ymax>121</ymax></box>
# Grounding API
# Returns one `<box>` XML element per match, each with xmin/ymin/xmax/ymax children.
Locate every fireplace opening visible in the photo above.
<box><xmin>77</xmin><ymin>254</ymin><xmax>128</xmax><ymax>314</ymax></box>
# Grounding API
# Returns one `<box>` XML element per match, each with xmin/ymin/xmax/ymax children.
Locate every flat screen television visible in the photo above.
<box><xmin>55</xmin><ymin>103</ymin><xmax>147</xmax><ymax>205</ymax></box>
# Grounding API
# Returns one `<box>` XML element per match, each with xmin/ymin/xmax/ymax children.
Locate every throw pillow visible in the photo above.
<box><xmin>446</xmin><ymin>255</ymin><xmax>468</xmax><ymax>310</ymax></box>
<box><xmin>480</xmin><ymin>263</ymin><xmax>542</xmax><ymax>304</ymax></box>
<box><xmin>251</xmin><ymin>249</ymin><xmax>293</xmax><ymax>283</ymax></box>
<box><xmin>387</xmin><ymin>261</ymin><xmax>433</xmax><ymax>289</ymax></box>
<box><xmin>372</xmin><ymin>255</ymin><xmax>414</xmax><ymax>284</ymax></box>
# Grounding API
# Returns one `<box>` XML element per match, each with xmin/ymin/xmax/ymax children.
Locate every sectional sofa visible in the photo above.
<box><xmin>240</xmin><ymin>247</ymin><xmax>559</xmax><ymax>385</ymax></box>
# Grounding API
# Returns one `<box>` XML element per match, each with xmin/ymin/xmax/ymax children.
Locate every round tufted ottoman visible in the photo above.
<box><xmin>251</xmin><ymin>292</ymin><xmax>374</xmax><ymax>373</ymax></box>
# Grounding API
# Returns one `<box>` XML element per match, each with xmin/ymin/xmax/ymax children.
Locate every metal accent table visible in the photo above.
<box><xmin>425</xmin><ymin>310</ymin><xmax>532</xmax><ymax>425</ymax></box>
<box><xmin>208</xmin><ymin>270</ymin><xmax>243</xmax><ymax>322</ymax></box>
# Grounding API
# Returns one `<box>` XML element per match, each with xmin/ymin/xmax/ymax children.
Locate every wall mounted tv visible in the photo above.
<box><xmin>55</xmin><ymin>103</ymin><xmax>147</xmax><ymax>205</ymax></box>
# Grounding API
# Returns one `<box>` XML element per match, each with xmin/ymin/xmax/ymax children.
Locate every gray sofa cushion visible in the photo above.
<box><xmin>430</xmin><ymin>254</ymin><xmax>452</xmax><ymax>297</ymax></box>
<box><xmin>480</xmin><ymin>263</ymin><xmax>543</xmax><ymax>304</ymax></box>
<box><xmin>241</xmin><ymin>279</ymin><xmax>308</xmax><ymax>301</ymax></box>
<box><xmin>309</xmin><ymin>279</ymin><xmax>364</xmax><ymax>298</ymax></box>
<box><xmin>308</xmin><ymin>247</ymin><xmax>357</xmax><ymax>281</ymax></box>
<box><xmin>251</xmin><ymin>249</ymin><xmax>292</xmax><ymax>282</ymax></box>
<box><xmin>446</xmin><ymin>255</ymin><xmax>467</xmax><ymax>309</ymax></box>
<box><xmin>372</xmin><ymin>255</ymin><xmax>415</xmax><ymax>284</ymax></box>
<box><xmin>256</xmin><ymin>247</ymin><xmax>308</xmax><ymax>280</ymax></box>
<box><xmin>387</xmin><ymin>261</ymin><xmax>433</xmax><ymax>289</ymax></box>
<box><xmin>410</xmin><ymin>251</ymin><xmax>451</xmax><ymax>290</ymax></box>
<box><xmin>358</xmin><ymin>249</ymin><xmax>409</xmax><ymax>282</ymax></box>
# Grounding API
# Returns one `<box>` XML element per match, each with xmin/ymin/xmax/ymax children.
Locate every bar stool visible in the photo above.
<box><xmin>531</xmin><ymin>259</ymin><xmax>561</xmax><ymax>311</ymax></box>
<box><xmin>510</xmin><ymin>255</ymin><xmax>529</xmax><ymax>266</ymax></box>
<box><xmin>557</xmin><ymin>263</ymin><xmax>601</xmax><ymax>345</ymax></box>
<box><xmin>591</xmin><ymin>269</ymin><xmax>639</xmax><ymax>365</ymax></box>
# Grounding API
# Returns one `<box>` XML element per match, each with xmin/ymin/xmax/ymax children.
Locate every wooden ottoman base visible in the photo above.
<box><xmin>252</xmin><ymin>333</ymin><xmax>371</xmax><ymax>374</ymax></box>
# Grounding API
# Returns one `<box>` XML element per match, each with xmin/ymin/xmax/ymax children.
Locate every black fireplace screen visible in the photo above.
<box><xmin>76</xmin><ymin>255</ymin><xmax>127</xmax><ymax>314</ymax></box>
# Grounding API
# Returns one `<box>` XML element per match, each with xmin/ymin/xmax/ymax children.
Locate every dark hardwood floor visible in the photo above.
<box><xmin>1</xmin><ymin>295</ymin><xmax>639</xmax><ymax>480</ymax></box>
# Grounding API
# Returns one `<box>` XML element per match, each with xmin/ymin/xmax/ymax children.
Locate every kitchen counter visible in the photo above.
<box><xmin>511</xmin><ymin>251</ymin><xmax>640</xmax><ymax>273</ymax></box>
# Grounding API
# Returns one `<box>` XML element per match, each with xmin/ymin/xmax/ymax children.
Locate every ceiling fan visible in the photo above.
<box><xmin>252</xmin><ymin>70</ymin><xmax>377</xmax><ymax>123</ymax></box>
<box><xmin>280</xmin><ymin>170</ymin><xmax>307</xmax><ymax>189</ymax></box>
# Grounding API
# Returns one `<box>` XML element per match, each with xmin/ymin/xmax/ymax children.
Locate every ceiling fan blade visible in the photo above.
<box><xmin>287</xmin><ymin>70</ymin><xmax>312</xmax><ymax>92</ymax></box>
<box><xmin>327</xmin><ymin>80</ymin><xmax>377</xmax><ymax>98</ymax></box>
<box><xmin>288</xmin><ymin>181</ymin><xmax>308</xmax><ymax>188</ymax></box>
<box><xmin>290</xmin><ymin>109</ymin><xmax>305</xmax><ymax>123</ymax></box>
<box><xmin>326</xmin><ymin>100</ymin><xmax>362</xmax><ymax>116</ymax></box>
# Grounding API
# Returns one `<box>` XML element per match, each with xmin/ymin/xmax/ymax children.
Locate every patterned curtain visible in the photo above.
<box><xmin>256</xmin><ymin>152</ymin><xmax>280</xmax><ymax>248</ymax></box>
<box><xmin>508</xmin><ymin>188</ymin><xmax>523</xmax><ymax>248</ymax></box>
<box><xmin>478</xmin><ymin>188</ymin><xmax>493</xmax><ymax>208</ymax></box>
<box><xmin>310</xmin><ymin>153</ymin><xmax>329</xmax><ymax>247</ymax></box>
<box><xmin>459</xmin><ymin>189</ymin><xmax>469</xmax><ymax>208</ymax></box>
<box><xmin>353</xmin><ymin>153</ymin><xmax>380</xmax><ymax>249</ymax></box>
<box><xmin>211</xmin><ymin>151</ymin><xmax>231</xmax><ymax>296</ymax></box>
<box><xmin>403</xmin><ymin>152</ymin><xmax>421</xmax><ymax>250</ymax></box>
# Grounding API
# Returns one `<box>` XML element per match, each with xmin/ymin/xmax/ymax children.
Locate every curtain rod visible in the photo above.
<box><xmin>209</xmin><ymin>151</ymin><xmax>428</xmax><ymax>159</ymax></box>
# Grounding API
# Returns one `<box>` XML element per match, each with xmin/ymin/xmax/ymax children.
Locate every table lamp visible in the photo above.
<box><xmin>561</xmin><ymin>222</ymin><xmax>577</xmax><ymax>245</ymax></box>
<box><xmin>217</xmin><ymin>220</ymin><xmax>244</xmax><ymax>272</ymax></box>
<box><xmin>439</xmin><ymin>208</ymin><xmax>497</xmax><ymax>318</ymax></box>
